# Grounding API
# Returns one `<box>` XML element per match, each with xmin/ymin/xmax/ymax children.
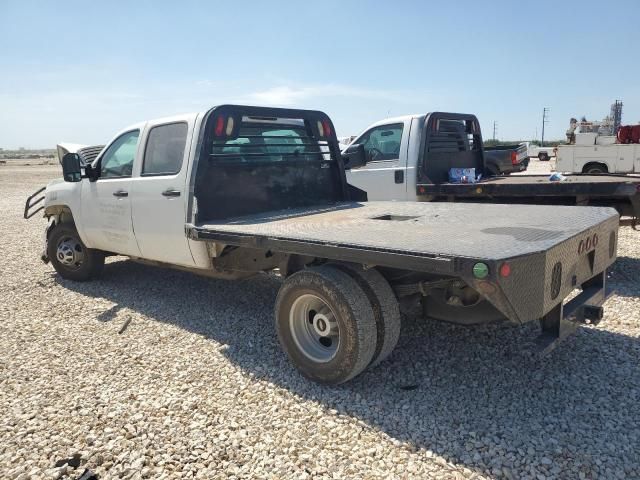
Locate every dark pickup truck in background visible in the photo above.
<box><xmin>484</xmin><ymin>143</ymin><xmax>529</xmax><ymax>175</ymax></box>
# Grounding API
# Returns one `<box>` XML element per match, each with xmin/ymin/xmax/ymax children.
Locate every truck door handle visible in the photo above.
<box><xmin>394</xmin><ymin>170</ymin><xmax>404</xmax><ymax>184</ymax></box>
<box><xmin>162</xmin><ymin>189</ymin><xmax>181</xmax><ymax>197</ymax></box>
<box><xmin>112</xmin><ymin>190</ymin><xmax>128</xmax><ymax>198</ymax></box>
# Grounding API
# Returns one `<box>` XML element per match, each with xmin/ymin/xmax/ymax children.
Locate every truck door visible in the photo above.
<box><xmin>81</xmin><ymin>130</ymin><xmax>142</xmax><ymax>257</ymax></box>
<box><xmin>130</xmin><ymin>119</ymin><xmax>195</xmax><ymax>267</ymax></box>
<box><xmin>345</xmin><ymin>121</ymin><xmax>409</xmax><ymax>200</ymax></box>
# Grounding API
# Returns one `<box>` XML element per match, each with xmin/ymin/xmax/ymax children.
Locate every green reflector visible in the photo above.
<box><xmin>473</xmin><ymin>262</ymin><xmax>489</xmax><ymax>279</ymax></box>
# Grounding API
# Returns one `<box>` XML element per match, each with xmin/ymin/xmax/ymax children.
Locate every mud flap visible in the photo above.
<box><xmin>41</xmin><ymin>217</ymin><xmax>56</xmax><ymax>264</ymax></box>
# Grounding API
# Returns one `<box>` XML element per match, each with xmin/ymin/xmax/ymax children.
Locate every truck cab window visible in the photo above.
<box><xmin>100</xmin><ymin>130</ymin><xmax>139</xmax><ymax>178</ymax></box>
<box><xmin>143</xmin><ymin>123</ymin><xmax>188</xmax><ymax>175</ymax></box>
<box><xmin>353</xmin><ymin>123</ymin><xmax>403</xmax><ymax>162</ymax></box>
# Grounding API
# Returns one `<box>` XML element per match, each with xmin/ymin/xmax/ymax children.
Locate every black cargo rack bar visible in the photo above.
<box><xmin>24</xmin><ymin>186</ymin><xmax>46</xmax><ymax>219</ymax></box>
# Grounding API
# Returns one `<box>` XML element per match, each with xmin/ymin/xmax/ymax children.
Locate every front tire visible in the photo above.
<box><xmin>538</xmin><ymin>152</ymin><xmax>550</xmax><ymax>161</ymax></box>
<box><xmin>275</xmin><ymin>265</ymin><xmax>377</xmax><ymax>384</ymax></box>
<box><xmin>47</xmin><ymin>223</ymin><xmax>104</xmax><ymax>281</ymax></box>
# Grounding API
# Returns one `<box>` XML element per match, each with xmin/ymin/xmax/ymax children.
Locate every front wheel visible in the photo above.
<box><xmin>275</xmin><ymin>265</ymin><xmax>377</xmax><ymax>384</ymax></box>
<box><xmin>47</xmin><ymin>223</ymin><xmax>104</xmax><ymax>281</ymax></box>
<box><xmin>538</xmin><ymin>152</ymin><xmax>550</xmax><ymax>161</ymax></box>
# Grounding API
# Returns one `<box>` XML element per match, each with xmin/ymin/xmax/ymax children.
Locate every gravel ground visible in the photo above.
<box><xmin>1</xmin><ymin>164</ymin><xmax>639</xmax><ymax>480</ymax></box>
<box><xmin>514</xmin><ymin>158</ymin><xmax>555</xmax><ymax>175</ymax></box>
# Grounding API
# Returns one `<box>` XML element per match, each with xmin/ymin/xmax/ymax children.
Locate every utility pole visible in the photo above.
<box><xmin>541</xmin><ymin>107</ymin><xmax>550</xmax><ymax>147</ymax></box>
<box><xmin>492</xmin><ymin>121</ymin><xmax>498</xmax><ymax>141</ymax></box>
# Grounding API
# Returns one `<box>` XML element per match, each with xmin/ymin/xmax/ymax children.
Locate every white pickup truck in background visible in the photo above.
<box><xmin>526</xmin><ymin>144</ymin><xmax>556</xmax><ymax>162</ymax></box>
<box><xmin>340</xmin><ymin>112</ymin><xmax>640</xmax><ymax>222</ymax></box>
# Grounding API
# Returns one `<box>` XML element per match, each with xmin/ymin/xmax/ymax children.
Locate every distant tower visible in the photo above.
<box><xmin>610</xmin><ymin>100</ymin><xmax>623</xmax><ymax>132</ymax></box>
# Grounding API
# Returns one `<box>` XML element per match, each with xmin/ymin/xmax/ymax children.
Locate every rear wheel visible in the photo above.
<box><xmin>275</xmin><ymin>265</ymin><xmax>377</xmax><ymax>384</ymax></box>
<box><xmin>583</xmin><ymin>163</ymin><xmax>608</xmax><ymax>174</ymax></box>
<box><xmin>332</xmin><ymin>263</ymin><xmax>401</xmax><ymax>367</ymax></box>
<box><xmin>538</xmin><ymin>152</ymin><xmax>550</xmax><ymax>161</ymax></box>
<box><xmin>486</xmin><ymin>165</ymin><xmax>500</xmax><ymax>177</ymax></box>
<box><xmin>47</xmin><ymin>223</ymin><xmax>104</xmax><ymax>281</ymax></box>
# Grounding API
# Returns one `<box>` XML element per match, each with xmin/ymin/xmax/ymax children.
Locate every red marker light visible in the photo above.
<box><xmin>511</xmin><ymin>151</ymin><xmax>518</xmax><ymax>165</ymax></box>
<box><xmin>499</xmin><ymin>262</ymin><xmax>511</xmax><ymax>278</ymax></box>
<box><xmin>215</xmin><ymin>116</ymin><xmax>225</xmax><ymax>136</ymax></box>
<box><xmin>322</xmin><ymin>120</ymin><xmax>332</xmax><ymax>137</ymax></box>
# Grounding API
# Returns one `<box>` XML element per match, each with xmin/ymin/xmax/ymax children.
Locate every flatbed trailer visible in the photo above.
<box><xmin>417</xmin><ymin>173</ymin><xmax>640</xmax><ymax>225</ymax></box>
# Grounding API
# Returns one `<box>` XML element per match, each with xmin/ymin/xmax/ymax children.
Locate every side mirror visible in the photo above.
<box><xmin>341</xmin><ymin>144</ymin><xmax>367</xmax><ymax>170</ymax></box>
<box><xmin>62</xmin><ymin>153</ymin><xmax>82</xmax><ymax>182</ymax></box>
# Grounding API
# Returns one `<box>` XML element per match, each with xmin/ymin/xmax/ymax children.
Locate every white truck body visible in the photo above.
<box><xmin>45</xmin><ymin>112</ymin><xmax>212</xmax><ymax>269</ymax></box>
<box><xmin>343</xmin><ymin>114</ymin><xmax>423</xmax><ymax>201</ymax></box>
<box><xmin>338</xmin><ymin>113</ymin><xmax>640</xmax><ymax>222</ymax></box>
<box><xmin>556</xmin><ymin>142</ymin><xmax>640</xmax><ymax>174</ymax></box>
<box><xmin>526</xmin><ymin>144</ymin><xmax>556</xmax><ymax>161</ymax></box>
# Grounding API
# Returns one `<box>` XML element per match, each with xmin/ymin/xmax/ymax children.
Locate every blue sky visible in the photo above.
<box><xmin>1</xmin><ymin>0</ymin><xmax>638</xmax><ymax>148</ymax></box>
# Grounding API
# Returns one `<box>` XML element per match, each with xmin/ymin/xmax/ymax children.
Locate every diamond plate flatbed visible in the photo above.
<box><xmin>189</xmin><ymin>201</ymin><xmax>616</xmax><ymax>261</ymax></box>
<box><xmin>188</xmin><ymin>201</ymin><xmax>618</xmax><ymax>324</ymax></box>
<box><xmin>417</xmin><ymin>174</ymin><xmax>640</xmax><ymax>221</ymax></box>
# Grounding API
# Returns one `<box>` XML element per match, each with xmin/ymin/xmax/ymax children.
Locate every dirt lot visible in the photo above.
<box><xmin>1</xmin><ymin>164</ymin><xmax>639</xmax><ymax>479</ymax></box>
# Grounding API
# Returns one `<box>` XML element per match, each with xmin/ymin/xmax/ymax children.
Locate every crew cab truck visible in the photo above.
<box><xmin>343</xmin><ymin>113</ymin><xmax>640</xmax><ymax>224</ymax></box>
<box><xmin>27</xmin><ymin>105</ymin><xmax>618</xmax><ymax>384</ymax></box>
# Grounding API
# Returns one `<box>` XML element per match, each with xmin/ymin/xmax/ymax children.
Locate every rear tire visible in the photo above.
<box><xmin>538</xmin><ymin>152</ymin><xmax>550</xmax><ymax>161</ymax></box>
<box><xmin>275</xmin><ymin>265</ymin><xmax>377</xmax><ymax>384</ymax></box>
<box><xmin>583</xmin><ymin>163</ymin><xmax>607</xmax><ymax>174</ymax></box>
<box><xmin>47</xmin><ymin>223</ymin><xmax>104</xmax><ymax>281</ymax></box>
<box><xmin>486</xmin><ymin>165</ymin><xmax>500</xmax><ymax>177</ymax></box>
<box><xmin>332</xmin><ymin>263</ymin><xmax>401</xmax><ymax>367</ymax></box>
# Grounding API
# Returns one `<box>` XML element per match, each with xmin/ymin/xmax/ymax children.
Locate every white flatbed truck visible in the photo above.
<box><xmin>25</xmin><ymin>105</ymin><xmax>618</xmax><ymax>384</ymax></box>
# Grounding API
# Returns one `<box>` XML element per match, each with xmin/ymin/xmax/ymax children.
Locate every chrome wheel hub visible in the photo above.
<box><xmin>56</xmin><ymin>236</ymin><xmax>84</xmax><ymax>270</ymax></box>
<box><xmin>289</xmin><ymin>294</ymin><xmax>340</xmax><ymax>363</ymax></box>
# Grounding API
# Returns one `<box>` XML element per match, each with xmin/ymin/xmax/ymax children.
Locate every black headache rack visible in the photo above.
<box><xmin>192</xmin><ymin>104</ymin><xmax>356</xmax><ymax>223</ymax></box>
<box><xmin>417</xmin><ymin>112</ymin><xmax>485</xmax><ymax>184</ymax></box>
<box><xmin>24</xmin><ymin>186</ymin><xmax>46</xmax><ymax>219</ymax></box>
